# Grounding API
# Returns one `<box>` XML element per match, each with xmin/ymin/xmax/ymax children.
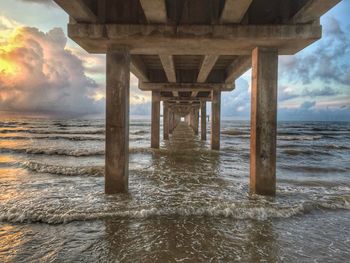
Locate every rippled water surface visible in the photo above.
<box><xmin>0</xmin><ymin>118</ymin><xmax>349</xmax><ymax>262</ymax></box>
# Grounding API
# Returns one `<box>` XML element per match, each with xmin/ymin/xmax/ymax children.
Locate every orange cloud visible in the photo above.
<box><xmin>0</xmin><ymin>18</ymin><xmax>102</xmax><ymax>116</ymax></box>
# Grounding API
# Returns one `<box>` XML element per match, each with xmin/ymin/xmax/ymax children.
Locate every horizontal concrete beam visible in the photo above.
<box><xmin>161</xmin><ymin>97</ymin><xmax>211</xmax><ymax>102</ymax></box>
<box><xmin>140</xmin><ymin>0</ymin><xmax>167</xmax><ymax>24</ymax></box>
<box><xmin>225</xmin><ymin>55</ymin><xmax>251</xmax><ymax>83</ymax></box>
<box><xmin>68</xmin><ymin>23</ymin><xmax>322</xmax><ymax>55</ymax></box>
<box><xmin>197</xmin><ymin>55</ymin><xmax>219</xmax><ymax>83</ymax></box>
<box><xmin>191</xmin><ymin>91</ymin><xmax>199</xmax><ymax>97</ymax></box>
<box><xmin>293</xmin><ymin>0</ymin><xmax>341</xmax><ymax>24</ymax></box>
<box><xmin>160</xmin><ymin>55</ymin><xmax>176</xmax><ymax>82</ymax></box>
<box><xmin>220</xmin><ymin>0</ymin><xmax>253</xmax><ymax>23</ymax></box>
<box><xmin>54</xmin><ymin>0</ymin><xmax>98</xmax><ymax>23</ymax></box>
<box><xmin>130</xmin><ymin>55</ymin><xmax>149</xmax><ymax>82</ymax></box>
<box><xmin>139</xmin><ymin>82</ymin><xmax>234</xmax><ymax>92</ymax></box>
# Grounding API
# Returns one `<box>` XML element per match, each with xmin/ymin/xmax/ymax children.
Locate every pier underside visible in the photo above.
<box><xmin>54</xmin><ymin>0</ymin><xmax>340</xmax><ymax>196</ymax></box>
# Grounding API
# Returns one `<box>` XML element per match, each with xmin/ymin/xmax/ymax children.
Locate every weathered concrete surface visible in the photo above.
<box><xmin>105</xmin><ymin>46</ymin><xmax>130</xmax><ymax>194</ymax></box>
<box><xmin>169</xmin><ymin>110</ymin><xmax>174</xmax><ymax>134</ymax></box>
<box><xmin>225</xmin><ymin>55</ymin><xmax>251</xmax><ymax>83</ymax></box>
<box><xmin>250</xmin><ymin>47</ymin><xmax>278</xmax><ymax>196</ymax></box>
<box><xmin>220</xmin><ymin>0</ymin><xmax>253</xmax><ymax>23</ymax></box>
<box><xmin>194</xmin><ymin>109</ymin><xmax>199</xmax><ymax>135</ymax></box>
<box><xmin>151</xmin><ymin>91</ymin><xmax>160</xmax><ymax>148</ymax></box>
<box><xmin>201</xmin><ymin>102</ymin><xmax>207</xmax><ymax>141</ymax></box>
<box><xmin>160</xmin><ymin>55</ymin><xmax>176</xmax><ymax>83</ymax></box>
<box><xmin>139</xmin><ymin>0</ymin><xmax>167</xmax><ymax>24</ymax></box>
<box><xmin>68</xmin><ymin>23</ymin><xmax>322</xmax><ymax>55</ymax></box>
<box><xmin>163</xmin><ymin>102</ymin><xmax>169</xmax><ymax>140</ymax></box>
<box><xmin>211</xmin><ymin>91</ymin><xmax>221</xmax><ymax>150</ymax></box>
<box><xmin>55</xmin><ymin>0</ymin><xmax>98</xmax><ymax>23</ymax></box>
<box><xmin>139</xmin><ymin>83</ymin><xmax>233</xmax><ymax>92</ymax></box>
<box><xmin>197</xmin><ymin>55</ymin><xmax>219</xmax><ymax>83</ymax></box>
<box><xmin>293</xmin><ymin>0</ymin><xmax>341</xmax><ymax>23</ymax></box>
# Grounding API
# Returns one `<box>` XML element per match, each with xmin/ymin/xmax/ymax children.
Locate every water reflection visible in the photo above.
<box><xmin>101</xmin><ymin>122</ymin><xmax>280</xmax><ymax>262</ymax></box>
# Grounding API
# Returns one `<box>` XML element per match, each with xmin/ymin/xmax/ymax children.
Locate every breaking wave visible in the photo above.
<box><xmin>0</xmin><ymin>135</ymin><xmax>104</xmax><ymax>141</ymax></box>
<box><xmin>280</xmin><ymin>165</ymin><xmax>348</xmax><ymax>173</ymax></box>
<box><xmin>0</xmin><ymin>147</ymin><xmax>158</xmax><ymax>157</ymax></box>
<box><xmin>0</xmin><ymin>197</ymin><xmax>349</xmax><ymax>224</ymax></box>
<box><xmin>21</xmin><ymin>161</ymin><xmax>104</xmax><ymax>177</ymax></box>
<box><xmin>278</xmin><ymin>135</ymin><xmax>323</xmax><ymax>141</ymax></box>
<box><xmin>222</xmin><ymin>130</ymin><xmax>248</xmax><ymax>136</ymax></box>
<box><xmin>0</xmin><ymin>147</ymin><xmax>105</xmax><ymax>157</ymax></box>
<box><xmin>0</xmin><ymin>129</ymin><xmax>105</xmax><ymax>135</ymax></box>
<box><xmin>283</xmin><ymin>149</ymin><xmax>331</xmax><ymax>156</ymax></box>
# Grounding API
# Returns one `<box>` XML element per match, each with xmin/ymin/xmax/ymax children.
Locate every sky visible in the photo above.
<box><xmin>0</xmin><ymin>0</ymin><xmax>349</xmax><ymax>120</ymax></box>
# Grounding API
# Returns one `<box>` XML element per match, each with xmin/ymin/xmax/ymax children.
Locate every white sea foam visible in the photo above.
<box><xmin>21</xmin><ymin>161</ymin><xmax>104</xmax><ymax>176</ymax></box>
<box><xmin>0</xmin><ymin>148</ymin><xmax>105</xmax><ymax>157</ymax></box>
<box><xmin>0</xmin><ymin>198</ymin><xmax>349</xmax><ymax>224</ymax></box>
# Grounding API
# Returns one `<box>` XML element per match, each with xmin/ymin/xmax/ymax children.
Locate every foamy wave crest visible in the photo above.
<box><xmin>0</xmin><ymin>147</ymin><xmax>105</xmax><ymax>157</ymax></box>
<box><xmin>131</xmin><ymin>130</ymin><xmax>149</xmax><ymax>135</ymax></box>
<box><xmin>1</xmin><ymin>147</ymin><xmax>157</xmax><ymax>156</ymax></box>
<box><xmin>0</xmin><ymin>129</ymin><xmax>105</xmax><ymax>135</ymax></box>
<box><xmin>283</xmin><ymin>149</ymin><xmax>331</xmax><ymax>156</ymax></box>
<box><xmin>21</xmin><ymin>161</ymin><xmax>104</xmax><ymax>176</ymax></box>
<box><xmin>1</xmin><ymin>198</ymin><xmax>349</xmax><ymax>224</ymax></box>
<box><xmin>0</xmin><ymin>135</ymin><xmax>104</xmax><ymax>141</ymax></box>
<box><xmin>279</xmin><ymin>135</ymin><xmax>323</xmax><ymax>141</ymax></box>
<box><xmin>221</xmin><ymin>130</ymin><xmax>248</xmax><ymax>136</ymax></box>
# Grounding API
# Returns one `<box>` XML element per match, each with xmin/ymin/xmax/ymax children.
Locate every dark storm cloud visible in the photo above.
<box><xmin>280</xmin><ymin>17</ymin><xmax>350</xmax><ymax>87</ymax></box>
<box><xmin>221</xmin><ymin>78</ymin><xmax>251</xmax><ymax>118</ymax></box>
<box><xmin>300</xmin><ymin>101</ymin><xmax>316</xmax><ymax>110</ymax></box>
<box><xmin>303</xmin><ymin>86</ymin><xmax>340</xmax><ymax>97</ymax></box>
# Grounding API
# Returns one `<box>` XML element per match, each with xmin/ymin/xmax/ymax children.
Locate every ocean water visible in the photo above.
<box><xmin>0</xmin><ymin>118</ymin><xmax>349</xmax><ymax>262</ymax></box>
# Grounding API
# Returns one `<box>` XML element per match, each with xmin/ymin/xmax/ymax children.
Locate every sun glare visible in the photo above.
<box><xmin>0</xmin><ymin>58</ymin><xmax>17</xmax><ymax>75</ymax></box>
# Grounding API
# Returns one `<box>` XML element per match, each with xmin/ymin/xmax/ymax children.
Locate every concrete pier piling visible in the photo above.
<box><xmin>151</xmin><ymin>91</ymin><xmax>160</xmax><ymax>149</ymax></box>
<box><xmin>55</xmin><ymin>0</ymin><xmax>340</xmax><ymax>196</ymax></box>
<box><xmin>211</xmin><ymin>91</ymin><xmax>221</xmax><ymax>150</ymax></box>
<box><xmin>201</xmin><ymin>101</ymin><xmax>207</xmax><ymax>141</ymax></box>
<box><xmin>105</xmin><ymin>46</ymin><xmax>130</xmax><ymax>194</ymax></box>
<box><xmin>163</xmin><ymin>102</ymin><xmax>169</xmax><ymax>140</ymax></box>
<box><xmin>250</xmin><ymin>47</ymin><xmax>278</xmax><ymax>196</ymax></box>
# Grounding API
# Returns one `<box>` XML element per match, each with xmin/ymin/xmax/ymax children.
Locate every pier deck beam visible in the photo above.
<box><xmin>163</xmin><ymin>102</ymin><xmax>169</xmax><ymax>140</ymax></box>
<box><xmin>105</xmin><ymin>46</ymin><xmax>129</xmax><ymax>194</ymax></box>
<box><xmin>211</xmin><ymin>91</ymin><xmax>221</xmax><ymax>150</ymax></box>
<box><xmin>201</xmin><ymin>101</ymin><xmax>207</xmax><ymax>140</ymax></box>
<box><xmin>151</xmin><ymin>91</ymin><xmax>160</xmax><ymax>148</ymax></box>
<box><xmin>250</xmin><ymin>47</ymin><xmax>278</xmax><ymax>196</ymax></box>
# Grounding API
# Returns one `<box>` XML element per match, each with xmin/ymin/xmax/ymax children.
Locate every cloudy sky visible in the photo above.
<box><xmin>0</xmin><ymin>0</ymin><xmax>349</xmax><ymax>120</ymax></box>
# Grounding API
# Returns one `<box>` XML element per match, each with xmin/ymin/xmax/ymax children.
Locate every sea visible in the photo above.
<box><xmin>0</xmin><ymin>118</ymin><xmax>349</xmax><ymax>262</ymax></box>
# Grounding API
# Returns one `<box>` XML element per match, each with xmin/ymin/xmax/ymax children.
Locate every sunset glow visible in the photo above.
<box><xmin>0</xmin><ymin>27</ymin><xmax>24</xmax><ymax>79</ymax></box>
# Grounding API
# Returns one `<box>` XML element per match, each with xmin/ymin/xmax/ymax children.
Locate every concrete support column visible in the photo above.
<box><xmin>105</xmin><ymin>46</ymin><xmax>130</xmax><ymax>194</ymax></box>
<box><xmin>163</xmin><ymin>102</ymin><xmax>169</xmax><ymax>140</ymax></box>
<box><xmin>173</xmin><ymin>113</ymin><xmax>178</xmax><ymax>129</ymax></box>
<box><xmin>250</xmin><ymin>47</ymin><xmax>278</xmax><ymax>196</ymax></box>
<box><xmin>201</xmin><ymin>102</ymin><xmax>207</xmax><ymax>140</ymax></box>
<box><xmin>189</xmin><ymin>111</ymin><xmax>193</xmax><ymax>129</ymax></box>
<box><xmin>174</xmin><ymin>113</ymin><xmax>180</xmax><ymax>128</ymax></box>
<box><xmin>194</xmin><ymin>109</ymin><xmax>199</xmax><ymax>135</ymax></box>
<box><xmin>211</xmin><ymin>90</ymin><xmax>221</xmax><ymax>150</ymax></box>
<box><xmin>169</xmin><ymin>109</ymin><xmax>174</xmax><ymax>134</ymax></box>
<box><xmin>151</xmin><ymin>91</ymin><xmax>160</xmax><ymax>148</ymax></box>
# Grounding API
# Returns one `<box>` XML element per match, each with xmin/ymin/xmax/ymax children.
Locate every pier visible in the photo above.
<box><xmin>54</xmin><ymin>0</ymin><xmax>340</xmax><ymax>196</ymax></box>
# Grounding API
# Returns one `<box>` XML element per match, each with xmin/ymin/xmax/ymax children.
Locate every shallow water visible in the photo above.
<box><xmin>0</xmin><ymin>118</ymin><xmax>349</xmax><ymax>262</ymax></box>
